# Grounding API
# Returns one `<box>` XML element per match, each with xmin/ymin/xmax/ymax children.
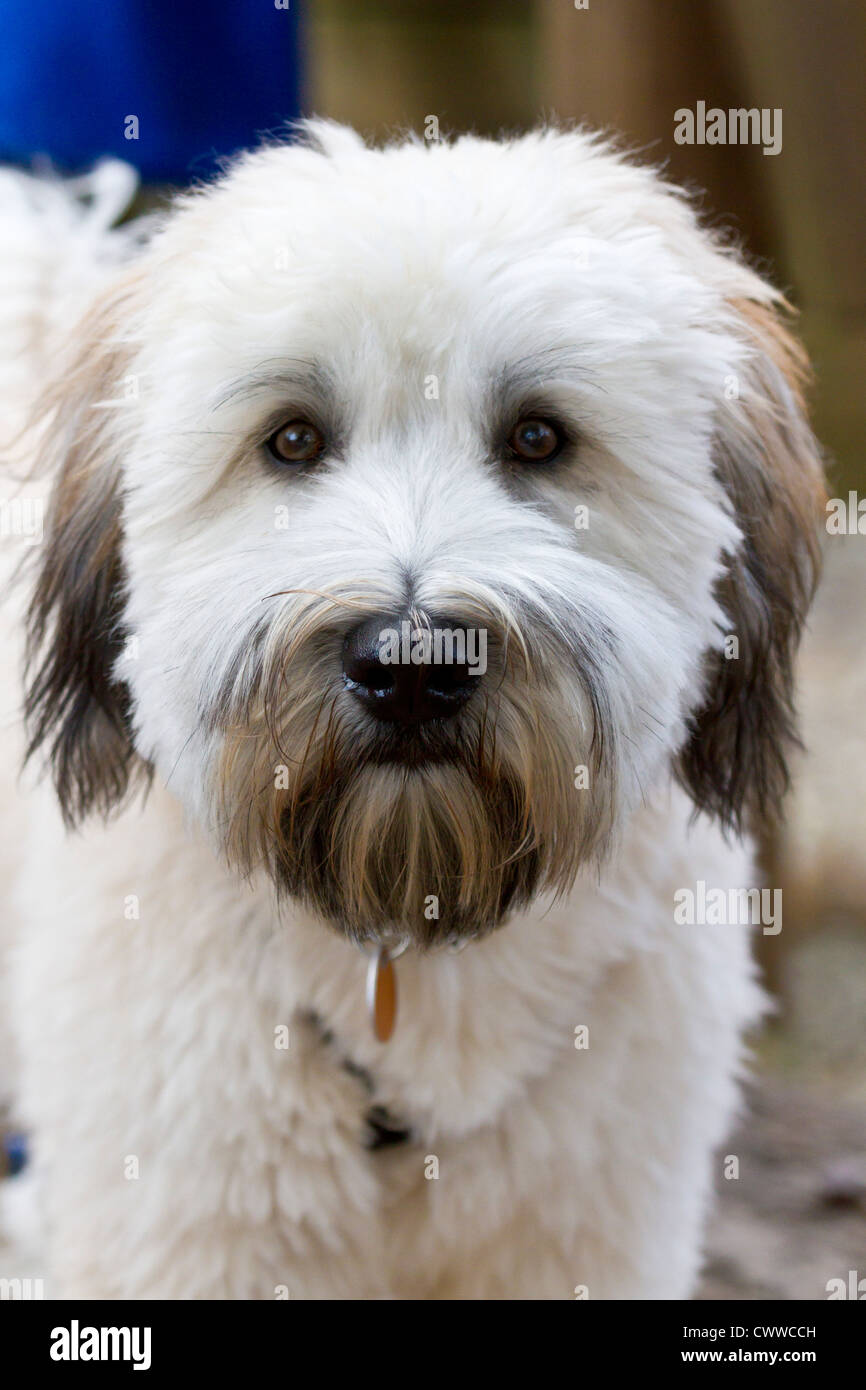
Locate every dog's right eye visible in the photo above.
<box><xmin>506</xmin><ymin>417</ymin><xmax>565</xmax><ymax>464</ymax></box>
<box><xmin>266</xmin><ymin>419</ymin><xmax>326</xmax><ymax>465</ymax></box>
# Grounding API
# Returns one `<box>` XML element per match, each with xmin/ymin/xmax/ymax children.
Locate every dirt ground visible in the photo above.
<box><xmin>698</xmin><ymin>1076</ymin><xmax>866</xmax><ymax>1300</ymax></box>
<box><xmin>698</xmin><ymin>913</ymin><xmax>866</xmax><ymax>1301</ymax></box>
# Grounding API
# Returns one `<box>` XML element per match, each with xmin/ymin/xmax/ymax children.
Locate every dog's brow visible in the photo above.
<box><xmin>211</xmin><ymin>360</ymin><xmax>331</xmax><ymax>412</ymax></box>
<box><xmin>493</xmin><ymin>349</ymin><xmax>590</xmax><ymax>401</ymax></box>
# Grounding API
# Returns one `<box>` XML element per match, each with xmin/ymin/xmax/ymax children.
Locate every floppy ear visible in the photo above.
<box><xmin>23</xmin><ymin>279</ymin><xmax>147</xmax><ymax>826</ymax></box>
<box><xmin>678</xmin><ymin>295</ymin><xmax>825</xmax><ymax>833</ymax></box>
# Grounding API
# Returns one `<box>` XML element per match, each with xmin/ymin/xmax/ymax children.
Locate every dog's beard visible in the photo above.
<box><xmin>211</xmin><ymin>603</ymin><xmax>614</xmax><ymax>949</ymax></box>
<box><xmin>279</xmin><ymin>756</ymin><xmax>546</xmax><ymax>947</ymax></box>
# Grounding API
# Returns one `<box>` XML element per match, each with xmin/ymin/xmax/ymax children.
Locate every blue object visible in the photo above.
<box><xmin>0</xmin><ymin>0</ymin><xmax>303</xmax><ymax>182</ymax></box>
<box><xmin>2</xmin><ymin>1131</ymin><xmax>29</xmax><ymax>1177</ymax></box>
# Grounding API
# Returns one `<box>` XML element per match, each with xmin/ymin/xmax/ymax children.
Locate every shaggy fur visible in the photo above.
<box><xmin>0</xmin><ymin>123</ymin><xmax>822</xmax><ymax>1298</ymax></box>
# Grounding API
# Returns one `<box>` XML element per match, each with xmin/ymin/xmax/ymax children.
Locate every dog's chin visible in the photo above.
<box><xmin>270</xmin><ymin>751</ymin><xmax>553</xmax><ymax>950</ymax></box>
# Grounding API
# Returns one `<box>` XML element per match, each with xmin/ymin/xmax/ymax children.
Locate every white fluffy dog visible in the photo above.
<box><xmin>0</xmin><ymin>123</ymin><xmax>823</xmax><ymax>1299</ymax></box>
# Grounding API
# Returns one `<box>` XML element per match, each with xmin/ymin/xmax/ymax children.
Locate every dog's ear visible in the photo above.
<box><xmin>24</xmin><ymin>276</ymin><xmax>146</xmax><ymax>826</ymax></box>
<box><xmin>678</xmin><ymin>294</ymin><xmax>825</xmax><ymax>833</ymax></box>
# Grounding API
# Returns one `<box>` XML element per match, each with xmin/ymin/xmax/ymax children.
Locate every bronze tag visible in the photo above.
<box><xmin>366</xmin><ymin>947</ymin><xmax>397</xmax><ymax>1042</ymax></box>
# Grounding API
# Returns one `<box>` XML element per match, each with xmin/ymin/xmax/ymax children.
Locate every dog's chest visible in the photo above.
<box><xmin>283</xmin><ymin>900</ymin><xmax>629</xmax><ymax>1152</ymax></box>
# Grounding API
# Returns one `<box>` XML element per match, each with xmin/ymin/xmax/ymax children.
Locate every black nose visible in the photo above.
<box><xmin>342</xmin><ymin>614</ymin><xmax>478</xmax><ymax>726</ymax></box>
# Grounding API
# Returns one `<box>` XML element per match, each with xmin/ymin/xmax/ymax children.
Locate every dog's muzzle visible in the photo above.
<box><xmin>216</xmin><ymin>594</ymin><xmax>600</xmax><ymax>948</ymax></box>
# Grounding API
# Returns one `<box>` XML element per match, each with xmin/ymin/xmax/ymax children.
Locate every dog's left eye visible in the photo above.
<box><xmin>507</xmin><ymin>417</ymin><xmax>564</xmax><ymax>464</ymax></box>
<box><xmin>266</xmin><ymin>419</ymin><xmax>326</xmax><ymax>465</ymax></box>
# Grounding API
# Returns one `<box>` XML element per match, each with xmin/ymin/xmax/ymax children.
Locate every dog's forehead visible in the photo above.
<box><xmin>206</xmin><ymin>128</ymin><xmax>603</xmax><ymax>256</ymax></box>
<box><xmin>147</xmin><ymin>129</ymin><xmax>689</xmax><ymax>377</ymax></box>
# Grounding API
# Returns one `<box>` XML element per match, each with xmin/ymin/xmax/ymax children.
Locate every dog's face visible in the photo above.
<box><xmin>25</xmin><ymin>123</ymin><xmax>824</xmax><ymax>947</ymax></box>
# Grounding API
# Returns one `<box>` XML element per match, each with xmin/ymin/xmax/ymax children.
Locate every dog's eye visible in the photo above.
<box><xmin>267</xmin><ymin>419</ymin><xmax>325</xmax><ymax>465</ymax></box>
<box><xmin>507</xmin><ymin>417</ymin><xmax>564</xmax><ymax>464</ymax></box>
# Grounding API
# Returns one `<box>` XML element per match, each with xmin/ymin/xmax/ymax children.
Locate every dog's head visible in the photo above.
<box><xmin>24</xmin><ymin>123</ymin><xmax>824</xmax><ymax>947</ymax></box>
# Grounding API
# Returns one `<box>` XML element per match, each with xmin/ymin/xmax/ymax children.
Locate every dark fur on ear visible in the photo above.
<box><xmin>23</xmin><ymin>283</ymin><xmax>147</xmax><ymax>825</ymax></box>
<box><xmin>678</xmin><ymin>297</ymin><xmax>825</xmax><ymax>833</ymax></box>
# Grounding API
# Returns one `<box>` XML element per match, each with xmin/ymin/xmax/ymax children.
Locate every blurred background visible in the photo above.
<box><xmin>1</xmin><ymin>0</ymin><xmax>864</xmax><ymax>1297</ymax></box>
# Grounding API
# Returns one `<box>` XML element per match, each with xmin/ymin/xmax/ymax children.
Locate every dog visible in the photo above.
<box><xmin>0</xmin><ymin>122</ymin><xmax>823</xmax><ymax>1299</ymax></box>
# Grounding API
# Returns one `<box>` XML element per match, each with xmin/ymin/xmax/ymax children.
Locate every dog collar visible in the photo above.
<box><xmin>365</xmin><ymin>938</ymin><xmax>409</xmax><ymax>1043</ymax></box>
